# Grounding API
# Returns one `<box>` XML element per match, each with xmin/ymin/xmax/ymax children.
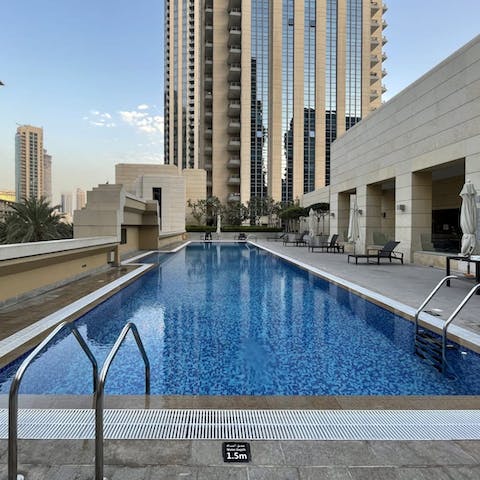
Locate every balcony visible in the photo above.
<box><xmin>370</xmin><ymin>89</ymin><xmax>379</xmax><ymax>100</ymax></box>
<box><xmin>204</xmin><ymin>162</ymin><xmax>212</xmax><ymax>171</ymax></box>
<box><xmin>205</xmin><ymin>128</ymin><xmax>212</xmax><ymax>138</ymax></box>
<box><xmin>370</xmin><ymin>72</ymin><xmax>379</xmax><ymax>84</ymax></box>
<box><xmin>205</xmin><ymin>59</ymin><xmax>212</xmax><ymax>73</ymax></box>
<box><xmin>228</xmin><ymin>45</ymin><xmax>241</xmax><ymax>63</ymax></box>
<box><xmin>229</xmin><ymin>0</ymin><xmax>241</xmax><ymax>8</ymax></box>
<box><xmin>382</xmin><ymin>52</ymin><xmax>388</xmax><ymax>62</ymax></box>
<box><xmin>228</xmin><ymin>81</ymin><xmax>241</xmax><ymax>99</ymax></box>
<box><xmin>370</xmin><ymin>1</ymin><xmax>379</xmax><ymax>12</ymax></box>
<box><xmin>228</xmin><ymin>100</ymin><xmax>241</xmax><ymax>116</ymax></box>
<box><xmin>228</xmin><ymin>8</ymin><xmax>241</xmax><ymax>27</ymax></box>
<box><xmin>204</xmin><ymin>145</ymin><xmax>213</xmax><ymax>155</ymax></box>
<box><xmin>382</xmin><ymin>84</ymin><xmax>387</xmax><ymax>94</ymax></box>
<box><xmin>382</xmin><ymin>35</ymin><xmax>388</xmax><ymax>45</ymax></box>
<box><xmin>370</xmin><ymin>19</ymin><xmax>380</xmax><ymax>32</ymax></box>
<box><xmin>228</xmin><ymin>119</ymin><xmax>241</xmax><ymax>133</ymax></box>
<box><xmin>228</xmin><ymin>175</ymin><xmax>241</xmax><ymax>185</ymax></box>
<box><xmin>228</xmin><ymin>192</ymin><xmax>241</xmax><ymax>202</ymax></box>
<box><xmin>205</xmin><ymin>41</ymin><xmax>213</xmax><ymax>53</ymax></box>
<box><xmin>383</xmin><ymin>2</ymin><xmax>388</xmax><ymax>12</ymax></box>
<box><xmin>370</xmin><ymin>36</ymin><xmax>379</xmax><ymax>48</ymax></box>
<box><xmin>228</xmin><ymin>62</ymin><xmax>241</xmax><ymax>81</ymax></box>
<box><xmin>229</xmin><ymin>26</ymin><xmax>241</xmax><ymax>38</ymax></box>
<box><xmin>382</xmin><ymin>20</ymin><xmax>388</xmax><ymax>30</ymax></box>
<box><xmin>227</xmin><ymin>157</ymin><xmax>241</xmax><ymax>169</ymax></box>
<box><xmin>227</xmin><ymin>138</ymin><xmax>241</xmax><ymax>151</ymax></box>
<box><xmin>205</xmin><ymin>91</ymin><xmax>212</xmax><ymax>104</ymax></box>
<box><xmin>382</xmin><ymin>68</ymin><xmax>387</xmax><ymax>77</ymax></box>
<box><xmin>370</xmin><ymin>54</ymin><xmax>379</xmax><ymax>65</ymax></box>
<box><xmin>205</xmin><ymin>76</ymin><xmax>212</xmax><ymax>87</ymax></box>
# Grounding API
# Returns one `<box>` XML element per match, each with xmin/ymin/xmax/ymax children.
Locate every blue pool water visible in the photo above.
<box><xmin>1</xmin><ymin>243</ymin><xmax>480</xmax><ymax>396</ymax></box>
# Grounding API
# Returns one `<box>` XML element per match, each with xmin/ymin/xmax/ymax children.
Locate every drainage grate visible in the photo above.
<box><xmin>1</xmin><ymin>409</ymin><xmax>480</xmax><ymax>441</ymax></box>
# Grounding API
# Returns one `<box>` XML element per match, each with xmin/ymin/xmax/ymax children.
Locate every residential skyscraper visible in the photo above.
<box><xmin>15</xmin><ymin>125</ymin><xmax>44</xmax><ymax>202</ymax></box>
<box><xmin>76</xmin><ymin>188</ymin><xmax>86</xmax><ymax>210</ymax></box>
<box><xmin>164</xmin><ymin>0</ymin><xmax>387</xmax><ymax>203</ymax></box>
<box><xmin>43</xmin><ymin>149</ymin><xmax>52</xmax><ymax>203</ymax></box>
<box><xmin>60</xmin><ymin>192</ymin><xmax>73</xmax><ymax>217</ymax></box>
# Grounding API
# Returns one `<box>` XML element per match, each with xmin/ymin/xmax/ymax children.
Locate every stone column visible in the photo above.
<box><xmin>366</xmin><ymin>184</ymin><xmax>382</xmax><ymax>246</ymax></box>
<box><xmin>396</xmin><ymin>171</ymin><xmax>432</xmax><ymax>263</ymax></box>
<box><xmin>336</xmin><ymin>191</ymin><xmax>350</xmax><ymax>244</ymax></box>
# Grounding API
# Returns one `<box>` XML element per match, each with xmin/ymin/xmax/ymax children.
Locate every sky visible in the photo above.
<box><xmin>0</xmin><ymin>0</ymin><xmax>479</xmax><ymax>205</ymax></box>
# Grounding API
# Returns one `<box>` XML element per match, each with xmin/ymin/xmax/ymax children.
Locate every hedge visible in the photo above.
<box><xmin>186</xmin><ymin>225</ymin><xmax>283</xmax><ymax>233</ymax></box>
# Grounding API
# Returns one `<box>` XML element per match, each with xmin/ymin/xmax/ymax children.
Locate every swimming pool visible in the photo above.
<box><xmin>1</xmin><ymin>243</ymin><xmax>479</xmax><ymax>396</ymax></box>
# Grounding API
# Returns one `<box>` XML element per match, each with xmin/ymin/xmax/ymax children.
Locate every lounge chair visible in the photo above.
<box><xmin>235</xmin><ymin>232</ymin><xmax>247</xmax><ymax>241</ymax></box>
<box><xmin>347</xmin><ymin>240</ymin><xmax>404</xmax><ymax>264</ymax></box>
<box><xmin>204</xmin><ymin>231</ymin><xmax>212</xmax><ymax>241</ymax></box>
<box><xmin>266</xmin><ymin>232</ymin><xmax>287</xmax><ymax>242</ymax></box>
<box><xmin>309</xmin><ymin>234</ymin><xmax>343</xmax><ymax>253</ymax></box>
<box><xmin>283</xmin><ymin>231</ymin><xmax>308</xmax><ymax>246</ymax></box>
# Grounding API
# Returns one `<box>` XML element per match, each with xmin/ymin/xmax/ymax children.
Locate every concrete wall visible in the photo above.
<box><xmin>115</xmin><ymin>164</ymin><xmax>179</xmax><ymax>194</ymax></box>
<box><xmin>311</xmin><ymin>35</ymin><xmax>480</xmax><ymax>262</ymax></box>
<box><xmin>0</xmin><ymin>238</ymin><xmax>117</xmax><ymax>305</ymax></box>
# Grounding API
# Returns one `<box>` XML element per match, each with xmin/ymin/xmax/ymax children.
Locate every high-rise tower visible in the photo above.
<box><xmin>15</xmin><ymin>125</ymin><xmax>44</xmax><ymax>202</ymax></box>
<box><xmin>164</xmin><ymin>0</ymin><xmax>387</xmax><ymax>203</ymax></box>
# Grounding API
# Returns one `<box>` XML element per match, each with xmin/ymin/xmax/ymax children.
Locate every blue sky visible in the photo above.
<box><xmin>0</xmin><ymin>0</ymin><xmax>479</xmax><ymax>204</ymax></box>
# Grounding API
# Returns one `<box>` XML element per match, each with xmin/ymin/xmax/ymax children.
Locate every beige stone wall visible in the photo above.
<box><xmin>184</xmin><ymin>169</ymin><xmax>207</xmax><ymax>223</ymax></box>
<box><xmin>115</xmin><ymin>164</ymin><xmax>179</xmax><ymax>194</ymax></box>
<box><xmin>0</xmin><ymin>244</ymin><xmax>115</xmax><ymax>304</ymax></box>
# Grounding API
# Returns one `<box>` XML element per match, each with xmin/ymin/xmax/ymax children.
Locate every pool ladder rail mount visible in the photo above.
<box><xmin>7</xmin><ymin>321</ymin><xmax>150</xmax><ymax>480</ymax></box>
<box><xmin>414</xmin><ymin>275</ymin><xmax>480</xmax><ymax>374</ymax></box>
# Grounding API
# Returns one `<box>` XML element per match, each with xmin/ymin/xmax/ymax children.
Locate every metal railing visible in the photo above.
<box><xmin>95</xmin><ymin>322</ymin><xmax>150</xmax><ymax>480</ymax></box>
<box><xmin>8</xmin><ymin>321</ymin><xmax>98</xmax><ymax>480</ymax></box>
<box><xmin>442</xmin><ymin>283</ymin><xmax>480</xmax><ymax>370</ymax></box>
<box><xmin>414</xmin><ymin>275</ymin><xmax>457</xmax><ymax>334</ymax></box>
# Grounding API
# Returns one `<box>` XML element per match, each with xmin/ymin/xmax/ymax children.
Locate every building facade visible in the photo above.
<box><xmin>15</xmin><ymin>125</ymin><xmax>44</xmax><ymax>202</ymax></box>
<box><xmin>43</xmin><ymin>150</ymin><xmax>52</xmax><ymax>203</ymax></box>
<box><xmin>302</xmin><ymin>35</ymin><xmax>480</xmax><ymax>264</ymax></box>
<box><xmin>76</xmin><ymin>188</ymin><xmax>86</xmax><ymax>210</ymax></box>
<box><xmin>164</xmin><ymin>0</ymin><xmax>387</xmax><ymax>204</ymax></box>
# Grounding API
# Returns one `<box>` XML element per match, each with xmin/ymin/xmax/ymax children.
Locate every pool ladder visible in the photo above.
<box><xmin>414</xmin><ymin>276</ymin><xmax>480</xmax><ymax>374</ymax></box>
<box><xmin>8</xmin><ymin>321</ymin><xmax>150</xmax><ymax>480</ymax></box>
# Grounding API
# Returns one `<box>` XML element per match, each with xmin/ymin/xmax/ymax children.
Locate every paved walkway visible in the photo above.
<box><xmin>0</xmin><ymin>241</ymin><xmax>480</xmax><ymax>478</ymax></box>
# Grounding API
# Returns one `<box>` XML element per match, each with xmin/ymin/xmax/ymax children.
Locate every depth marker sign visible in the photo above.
<box><xmin>222</xmin><ymin>442</ymin><xmax>251</xmax><ymax>463</ymax></box>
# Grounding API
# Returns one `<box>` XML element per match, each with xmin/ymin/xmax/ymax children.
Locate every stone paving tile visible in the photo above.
<box><xmin>347</xmin><ymin>466</ymin><xmax>398</xmax><ymax>480</ymax></box>
<box><xmin>280</xmin><ymin>441</ymin><xmax>377</xmax><ymax>467</ymax></box>
<box><xmin>105</xmin><ymin>465</ymin><xmax>152</xmax><ymax>480</ymax></box>
<box><xmin>453</xmin><ymin>440</ymin><xmax>480</xmax><ymax>462</ymax></box>
<box><xmin>104</xmin><ymin>440</ymin><xmax>192</xmax><ymax>466</ymax></box>
<box><xmin>442</xmin><ymin>466</ymin><xmax>480</xmax><ymax>479</ymax></box>
<box><xmin>17</xmin><ymin>439</ymin><xmax>94</xmax><ymax>466</ymax></box>
<box><xmin>248</xmin><ymin>466</ymin><xmax>300</xmax><ymax>479</ymax></box>
<box><xmin>395</xmin><ymin>466</ymin><xmax>454</xmax><ymax>480</ymax></box>
<box><xmin>196</xmin><ymin>466</ymin><xmax>248</xmax><ymax>479</ymax></box>
<box><xmin>298</xmin><ymin>467</ymin><xmax>352</xmax><ymax>479</ymax></box>
<box><xmin>148</xmin><ymin>465</ymin><xmax>198</xmax><ymax>479</ymax></box>
<box><xmin>367</xmin><ymin>441</ymin><xmax>478</xmax><ymax>467</ymax></box>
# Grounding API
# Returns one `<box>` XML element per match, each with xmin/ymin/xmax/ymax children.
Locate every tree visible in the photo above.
<box><xmin>221</xmin><ymin>201</ymin><xmax>248</xmax><ymax>225</ymax></box>
<box><xmin>0</xmin><ymin>197</ymin><xmax>73</xmax><ymax>244</ymax></box>
<box><xmin>187</xmin><ymin>199</ymin><xmax>206</xmax><ymax>225</ymax></box>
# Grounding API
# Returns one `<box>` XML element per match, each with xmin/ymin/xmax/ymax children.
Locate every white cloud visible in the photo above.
<box><xmin>84</xmin><ymin>110</ymin><xmax>115</xmax><ymax>128</ymax></box>
<box><xmin>118</xmin><ymin>109</ymin><xmax>164</xmax><ymax>135</ymax></box>
<box><xmin>137</xmin><ymin>104</ymin><xmax>149</xmax><ymax>110</ymax></box>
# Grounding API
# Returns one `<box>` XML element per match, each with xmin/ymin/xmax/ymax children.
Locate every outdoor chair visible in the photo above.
<box><xmin>204</xmin><ymin>231</ymin><xmax>212</xmax><ymax>241</ymax></box>
<box><xmin>266</xmin><ymin>232</ymin><xmax>287</xmax><ymax>242</ymax></box>
<box><xmin>309</xmin><ymin>234</ymin><xmax>343</xmax><ymax>253</ymax></box>
<box><xmin>283</xmin><ymin>231</ymin><xmax>308</xmax><ymax>246</ymax></box>
<box><xmin>235</xmin><ymin>232</ymin><xmax>247</xmax><ymax>241</ymax></box>
<box><xmin>347</xmin><ymin>240</ymin><xmax>403</xmax><ymax>264</ymax></box>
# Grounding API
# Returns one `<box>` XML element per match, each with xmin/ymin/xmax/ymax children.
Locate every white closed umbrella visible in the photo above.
<box><xmin>216</xmin><ymin>213</ymin><xmax>221</xmax><ymax>237</ymax></box>
<box><xmin>308</xmin><ymin>208</ymin><xmax>316</xmax><ymax>237</ymax></box>
<box><xmin>459</xmin><ymin>180</ymin><xmax>478</xmax><ymax>255</ymax></box>
<box><xmin>348</xmin><ymin>196</ymin><xmax>360</xmax><ymax>254</ymax></box>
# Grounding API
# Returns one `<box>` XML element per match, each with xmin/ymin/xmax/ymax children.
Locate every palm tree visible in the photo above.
<box><xmin>0</xmin><ymin>197</ymin><xmax>73</xmax><ymax>244</ymax></box>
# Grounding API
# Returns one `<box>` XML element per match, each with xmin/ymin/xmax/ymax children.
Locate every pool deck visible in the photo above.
<box><xmin>0</xmin><ymin>240</ymin><xmax>480</xmax><ymax>478</ymax></box>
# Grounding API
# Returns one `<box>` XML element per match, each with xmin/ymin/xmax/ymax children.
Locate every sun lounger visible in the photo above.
<box><xmin>309</xmin><ymin>234</ymin><xmax>343</xmax><ymax>253</ymax></box>
<box><xmin>347</xmin><ymin>240</ymin><xmax>403</xmax><ymax>264</ymax></box>
<box><xmin>283</xmin><ymin>232</ymin><xmax>308</xmax><ymax>246</ymax></box>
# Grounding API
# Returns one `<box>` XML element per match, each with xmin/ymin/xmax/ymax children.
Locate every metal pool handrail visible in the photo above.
<box><xmin>442</xmin><ymin>283</ymin><xmax>480</xmax><ymax>370</ymax></box>
<box><xmin>95</xmin><ymin>322</ymin><xmax>150</xmax><ymax>480</ymax></box>
<box><xmin>414</xmin><ymin>275</ymin><xmax>457</xmax><ymax>334</ymax></box>
<box><xmin>8</xmin><ymin>321</ymin><xmax>98</xmax><ymax>480</ymax></box>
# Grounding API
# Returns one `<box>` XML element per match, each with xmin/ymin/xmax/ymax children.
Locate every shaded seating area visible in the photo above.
<box><xmin>283</xmin><ymin>231</ymin><xmax>308</xmax><ymax>246</ymax></box>
<box><xmin>348</xmin><ymin>241</ymin><xmax>404</xmax><ymax>264</ymax></box>
<box><xmin>308</xmin><ymin>234</ymin><xmax>344</xmax><ymax>253</ymax></box>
